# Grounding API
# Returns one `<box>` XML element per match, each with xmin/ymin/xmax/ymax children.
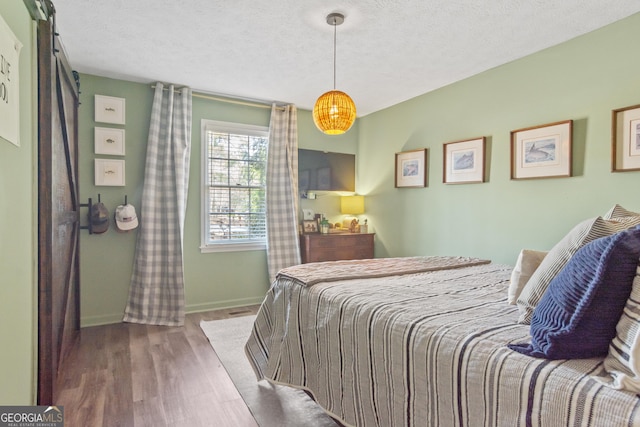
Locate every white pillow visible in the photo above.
<box><xmin>516</xmin><ymin>215</ymin><xmax>640</xmax><ymax>324</ymax></box>
<box><xmin>507</xmin><ymin>249</ymin><xmax>547</xmax><ymax>305</ymax></box>
<box><xmin>595</xmin><ymin>269</ymin><xmax>640</xmax><ymax>393</ymax></box>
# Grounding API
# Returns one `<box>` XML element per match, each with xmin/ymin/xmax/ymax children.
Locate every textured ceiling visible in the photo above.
<box><xmin>51</xmin><ymin>1</ymin><xmax>640</xmax><ymax>117</ymax></box>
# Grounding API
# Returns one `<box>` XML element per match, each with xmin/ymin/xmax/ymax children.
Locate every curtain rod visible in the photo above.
<box><xmin>151</xmin><ymin>85</ymin><xmax>285</xmax><ymax>110</ymax></box>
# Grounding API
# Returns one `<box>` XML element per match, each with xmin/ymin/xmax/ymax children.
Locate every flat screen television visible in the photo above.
<box><xmin>298</xmin><ymin>149</ymin><xmax>355</xmax><ymax>192</ymax></box>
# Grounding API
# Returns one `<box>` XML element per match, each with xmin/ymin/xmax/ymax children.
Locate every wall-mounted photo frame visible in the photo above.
<box><xmin>95</xmin><ymin>95</ymin><xmax>126</xmax><ymax>124</ymax></box>
<box><xmin>443</xmin><ymin>137</ymin><xmax>486</xmax><ymax>184</ymax></box>
<box><xmin>395</xmin><ymin>149</ymin><xmax>428</xmax><ymax>188</ymax></box>
<box><xmin>95</xmin><ymin>159</ymin><xmax>125</xmax><ymax>186</ymax></box>
<box><xmin>612</xmin><ymin>104</ymin><xmax>640</xmax><ymax>172</ymax></box>
<box><xmin>95</xmin><ymin>127</ymin><xmax>125</xmax><ymax>156</ymax></box>
<box><xmin>0</xmin><ymin>15</ymin><xmax>22</xmax><ymax>147</ymax></box>
<box><xmin>510</xmin><ymin>120</ymin><xmax>572</xmax><ymax>180</ymax></box>
<box><xmin>302</xmin><ymin>219</ymin><xmax>319</xmax><ymax>234</ymax></box>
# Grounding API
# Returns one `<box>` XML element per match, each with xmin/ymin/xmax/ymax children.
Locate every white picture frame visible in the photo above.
<box><xmin>95</xmin><ymin>95</ymin><xmax>126</xmax><ymax>124</ymax></box>
<box><xmin>95</xmin><ymin>159</ymin><xmax>125</xmax><ymax>186</ymax></box>
<box><xmin>94</xmin><ymin>127</ymin><xmax>125</xmax><ymax>155</ymax></box>
<box><xmin>0</xmin><ymin>13</ymin><xmax>22</xmax><ymax>147</ymax></box>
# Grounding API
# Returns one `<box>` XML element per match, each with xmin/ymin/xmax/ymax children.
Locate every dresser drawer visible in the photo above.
<box><xmin>307</xmin><ymin>235</ymin><xmax>368</xmax><ymax>248</ymax></box>
<box><xmin>300</xmin><ymin>233</ymin><xmax>374</xmax><ymax>263</ymax></box>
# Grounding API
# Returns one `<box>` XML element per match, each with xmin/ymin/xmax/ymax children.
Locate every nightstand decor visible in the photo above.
<box><xmin>341</xmin><ymin>195</ymin><xmax>364</xmax><ymax>215</ymax></box>
<box><xmin>341</xmin><ymin>195</ymin><xmax>365</xmax><ymax>232</ymax></box>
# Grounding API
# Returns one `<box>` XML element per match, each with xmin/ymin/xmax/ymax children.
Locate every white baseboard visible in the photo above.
<box><xmin>80</xmin><ymin>296</ymin><xmax>265</xmax><ymax>327</ymax></box>
<box><xmin>81</xmin><ymin>313</ymin><xmax>124</xmax><ymax>327</ymax></box>
<box><xmin>186</xmin><ymin>296</ymin><xmax>265</xmax><ymax>314</ymax></box>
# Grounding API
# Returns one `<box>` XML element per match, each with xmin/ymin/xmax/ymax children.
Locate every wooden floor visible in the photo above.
<box><xmin>56</xmin><ymin>305</ymin><xmax>261</xmax><ymax>427</ymax></box>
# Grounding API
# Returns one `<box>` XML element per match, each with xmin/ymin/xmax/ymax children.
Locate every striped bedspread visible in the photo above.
<box><xmin>245</xmin><ymin>257</ymin><xmax>640</xmax><ymax>427</ymax></box>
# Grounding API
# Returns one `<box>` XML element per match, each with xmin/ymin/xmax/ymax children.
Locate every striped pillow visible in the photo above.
<box><xmin>596</xmin><ymin>269</ymin><xmax>640</xmax><ymax>392</ymax></box>
<box><xmin>509</xmin><ymin>226</ymin><xmax>640</xmax><ymax>359</ymax></box>
<box><xmin>603</xmin><ymin>204</ymin><xmax>640</xmax><ymax>219</ymax></box>
<box><xmin>516</xmin><ymin>215</ymin><xmax>640</xmax><ymax>324</ymax></box>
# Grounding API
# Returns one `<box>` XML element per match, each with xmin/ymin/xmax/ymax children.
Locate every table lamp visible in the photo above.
<box><xmin>341</xmin><ymin>195</ymin><xmax>364</xmax><ymax>232</ymax></box>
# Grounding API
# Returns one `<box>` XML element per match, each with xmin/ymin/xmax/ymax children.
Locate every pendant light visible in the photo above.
<box><xmin>312</xmin><ymin>12</ymin><xmax>356</xmax><ymax>135</ymax></box>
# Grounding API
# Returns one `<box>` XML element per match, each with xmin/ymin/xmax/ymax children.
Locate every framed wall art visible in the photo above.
<box><xmin>0</xmin><ymin>13</ymin><xmax>22</xmax><ymax>147</ymax></box>
<box><xmin>94</xmin><ymin>127</ymin><xmax>125</xmax><ymax>155</ymax></box>
<box><xmin>443</xmin><ymin>137</ymin><xmax>485</xmax><ymax>184</ymax></box>
<box><xmin>510</xmin><ymin>120</ymin><xmax>572</xmax><ymax>180</ymax></box>
<box><xmin>395</xmin><ymin>149</ymin><xmax>428</xmax><ymax>188</ymax></box>
<box><xmin>95</xmin><ymin>159</ymin><xmax>125</xmax><ymax>186</ymax></box>
<box><xmin>95</xmin><ymin>95</ymin><xmax>126</xmax><ymax>124</ymax></box>
<box><xmin>302</xmin><ymin>219</ymin><xmax>319</xmax><ymax>234</ymax></box>
<box><xmin>612</xmin><ymin>103</ymin><xmax>640</xmax><ymax>172</ymax></box>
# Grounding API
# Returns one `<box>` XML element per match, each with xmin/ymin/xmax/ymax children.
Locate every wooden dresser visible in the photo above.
<box><xmin>300</xmin><ymin>233</ymin><xmax>375</xmax><ymax>263</ymax></box>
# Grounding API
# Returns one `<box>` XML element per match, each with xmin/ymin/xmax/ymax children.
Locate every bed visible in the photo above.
<box><xmin>244</xmin><ymin>253</ymin><xmax>640</xmax><ymax>427</ymax></box>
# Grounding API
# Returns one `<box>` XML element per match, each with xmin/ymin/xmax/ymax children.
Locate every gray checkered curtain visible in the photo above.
<box><xmin>123</xmin><ymin>83</ymin><xmax>192</xmax><ymax>326</ymax></box>
<box><xmin>266</xmin><ymin>104</ymin><xmax>301</xmax><ymax>282</ymax></box>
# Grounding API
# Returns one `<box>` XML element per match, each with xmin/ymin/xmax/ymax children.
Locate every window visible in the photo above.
<box><xmin>201</xmin><ymin>120</ymin><xmax>268</xmax><ymax>252</ymax></box>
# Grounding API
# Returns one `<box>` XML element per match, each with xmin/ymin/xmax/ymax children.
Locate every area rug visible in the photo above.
<box><xmin>200</xmin><ymin>315</ymin><xmax>340</xmax><ymax>427</ymax></box>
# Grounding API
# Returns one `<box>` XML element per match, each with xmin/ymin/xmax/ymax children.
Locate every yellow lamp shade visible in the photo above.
<box><xmin>341</xmin><ymin>195</ymin><xmax>364</xmax><ymax>215</ymax></box>
<box><xmin>313</xmin><ymin>90</ymin><xmax>356</xmax><ymax>135</ymax></box>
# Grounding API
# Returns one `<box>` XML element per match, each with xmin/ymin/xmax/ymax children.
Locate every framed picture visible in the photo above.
<box><xmin>395</xmin><ymin>149</ymin><xmax>427</xmax><ymax>188</ymax></box>
<box><xmin>302</xmin><ymin>219</ymin><xmax>319</xmax><ymax>234</ymax></box>
<box><xmin>95</xmin><ymin>127</ymin><xmax>125</xmax><ymax>155</ymax></box>
<box><xmin>95</xmin><ymin>95</ymin><xmax>126</xmax><ymax>124</ymax></box>
<box><xmin>443</xmin><ymin>137</ymin><xmax>486</xmax><ymax>184</ymax></box>
<box><xmin>612</xmin><ymin>104</ymin><xmax>640</xmax><ymax>172</ymax></box>
<box><xmin>95</xmin><ymin>159</ymin><xmax>125</xmax><ymax>186</ymax></box>
<box><xmin>510</xmin><ymin>120</ymin><xmax>572</xmax><ymax>180</ymax></box>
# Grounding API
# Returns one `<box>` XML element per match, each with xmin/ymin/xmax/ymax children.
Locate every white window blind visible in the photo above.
<box><xmin>200</xmin><ymin>120</ymin><xmax>268</xmax><ymax>252</ymax></box>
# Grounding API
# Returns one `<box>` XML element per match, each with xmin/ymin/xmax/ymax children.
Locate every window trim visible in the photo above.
<box><xmin>200</xmin><ymin>119</ymin><xmax>269</xmax><ymax>253</ymax></box>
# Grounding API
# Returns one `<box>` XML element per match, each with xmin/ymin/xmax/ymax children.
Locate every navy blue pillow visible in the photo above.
<box><xmin>509</xmin><ymin>225</ymin><xmax>640</xmax><ymax>359</ymax></box>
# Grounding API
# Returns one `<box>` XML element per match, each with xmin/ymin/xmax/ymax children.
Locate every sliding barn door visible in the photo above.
<box><xmin>36</xmin><ymin>10</ymin><xmax>80</xmax><ymax>404</ymax></box>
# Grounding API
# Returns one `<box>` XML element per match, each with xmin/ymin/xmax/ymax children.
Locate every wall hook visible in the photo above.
<box><xmin>80</xmin><ymin>197</ymin><xmax>93</xmax><ymax>234</ymax></box>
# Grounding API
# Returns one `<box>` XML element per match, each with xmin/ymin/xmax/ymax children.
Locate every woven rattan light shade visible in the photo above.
<box><xmin>313</xmin><ymin>13</ymin><xmax>356</xmax><ymax>135</ymax></box>
<box><xmin>313</xmin><ymin>90</ymin><xmax>356</xmax><ymax>135</ymax></box>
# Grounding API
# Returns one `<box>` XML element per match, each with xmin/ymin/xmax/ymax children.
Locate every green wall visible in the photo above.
<box><xmin>78</xmin><ymin>76</ymin><xmax>358</xmax><ymax>325</ymax></box>
<box><xmin>79</xmin><ymin>13</ymin><xmax>639</xmax><ymax>326</ymax></box>
<box><xmin>359</xmin><ymin>12</ymin><xmax>640</xmax><ymax>265</ymax></box>
<box><xmin>0</xmin><ymin>0</ymin><xmax>36</xmax><ymax>404</ymax></box>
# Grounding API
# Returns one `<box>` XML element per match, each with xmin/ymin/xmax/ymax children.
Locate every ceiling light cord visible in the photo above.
<box><xmin>332</xmin><ymin>17</ymin><xmax>337</xmax><ymax>90</ymax></box>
